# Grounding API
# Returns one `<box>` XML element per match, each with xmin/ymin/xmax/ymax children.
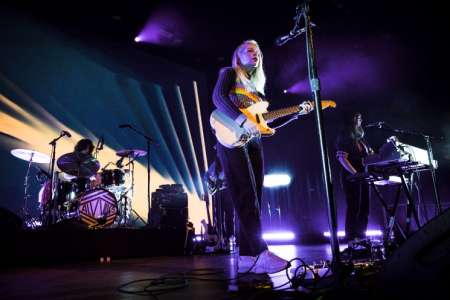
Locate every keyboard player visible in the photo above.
<box><xmin>335</xmin><ymin>112</ymin><xmax>374</xmax><ymax>247</ymax></box>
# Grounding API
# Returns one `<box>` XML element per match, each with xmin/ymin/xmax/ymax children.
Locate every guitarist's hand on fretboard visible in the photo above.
<box><xmin>298</xmin><ymin>101</ymin><xmax>314</xmax><ymax>115</ymax></box>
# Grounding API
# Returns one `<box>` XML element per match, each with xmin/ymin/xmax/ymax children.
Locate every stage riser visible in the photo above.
<box><xmin>2</xmin><ymin>227</ymin><xmax>187</xmax><ymax>266</ymax></box>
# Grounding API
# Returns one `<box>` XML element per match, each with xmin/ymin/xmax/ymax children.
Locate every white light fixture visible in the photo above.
<box><xmin>263</xmin><ymin>173</ymin><xmax>291</xmax><ymax>188</ymax></box>
<box><xmin>262</xmin><ymin>231</ymin><xmax>295</xmax><ymax>241</ymax></box>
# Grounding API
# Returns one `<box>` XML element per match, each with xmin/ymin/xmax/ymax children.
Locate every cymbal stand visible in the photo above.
<box><xmin>120</xmin><ymin>125</ymin><xmax>157</xmax><ymax>220</ymax></box>
<box><xmin>47</xmin><ymin>132</ymin><xmax>68</xmax><ymax>225</ymax></box>
<box><xmin>22</xmin><ymin>153</ymin><xmax>37</xmax><ymax>228</ymax></box>
<box><xmin>118</xmin><ymin>155</ymin><xmax>135</xmax><ymax>226</ymax></box>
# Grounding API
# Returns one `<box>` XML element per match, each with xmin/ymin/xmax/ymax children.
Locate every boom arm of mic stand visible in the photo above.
<box><xmin>47</xmin><ymin>133</ymin><xmax>66</xmax><ymax>225</ymax></box>
<box><xmin>123</xmin><ymin>125</ymin><xmax>155</xmax><ymax>225</ymax></box>
<box><xmin>127</xmin><ymin>125</ymin><xmax>158</xmax><ymax>145</ymax></box>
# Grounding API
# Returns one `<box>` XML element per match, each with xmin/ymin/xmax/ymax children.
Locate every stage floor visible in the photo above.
<box><xmin>0</xmin><ymin>244</ymin><xmax>343</xmax><ymax>300</ymax></box>
<box><xmin>0</xmin><ymin>243</ymin><xmax>444</xmax><ymax>299</ymax></box>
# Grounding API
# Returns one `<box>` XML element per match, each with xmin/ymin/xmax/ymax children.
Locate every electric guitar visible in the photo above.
<box><xmin>210</xmin><ymin>100</ymin><xmax>336</xmax><ymax>148</ymax></box>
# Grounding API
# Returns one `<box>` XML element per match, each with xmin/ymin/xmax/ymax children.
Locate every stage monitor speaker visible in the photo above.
<box><xmin>382</xmin><ymin>208</ymin><xmax>450</xmax><ymax>295</ymax></box>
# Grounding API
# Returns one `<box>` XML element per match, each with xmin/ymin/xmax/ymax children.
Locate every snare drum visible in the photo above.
<box><xmin>78</xmin><ymin>188</ymin><xmax>118</xmax><ymax>228</ymax></box>
<box><xmin>100</xmin><ymin>169</ymin><xmax>125</xmax><ymax>187</ymax></box>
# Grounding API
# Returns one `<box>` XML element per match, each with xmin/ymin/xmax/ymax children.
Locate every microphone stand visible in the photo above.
<box><xmin>47</xmin><ymin>132</ymin><xmax>67</xmax><ymax>225</ymax></box>
<box><xmin>381</xmin><ymin>123</ymin><xmax>442</xmax><ymax>214</ymax></box>
<box><xmin>122</xmin><ymin>125</ymin><xmax>157</xmax><ymax>220</ymax></box>
<box><xmin>278</xmin><ymin>1</ymin><xmax>342</xmax><ymax>276</ymax></box>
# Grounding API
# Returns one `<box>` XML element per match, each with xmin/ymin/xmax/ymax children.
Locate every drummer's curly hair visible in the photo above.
<box><xmin>74</xmin><ymin>139</ymin><xmax>95</xmax><ymax>154</ymax></box>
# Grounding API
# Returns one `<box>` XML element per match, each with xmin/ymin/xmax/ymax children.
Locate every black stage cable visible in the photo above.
<box><xmin>117</xmin><ymin>256</ymin><xmax>379</xmax><ymax>298</ymax></box>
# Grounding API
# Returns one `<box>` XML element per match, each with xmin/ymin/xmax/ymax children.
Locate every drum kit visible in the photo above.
<box><xmin>11</xmin><ymin>147</ymin><xmax>147</xmax><ymax>229</ymax></box>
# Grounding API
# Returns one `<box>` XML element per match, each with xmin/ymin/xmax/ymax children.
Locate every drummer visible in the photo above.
<box><xmin>74</xmin><ymin>139</ymin><xmax>101</xmax><ymax>184</ymax></box>
<box><xmin>58</xmin><ymin>138</ymin><xmax>100</xmax><ymax>184</ymax></box>
<box><xmin>74</xmin><ymin>138</ymin><xmax>95</xmax><ymax>156</ymax></box>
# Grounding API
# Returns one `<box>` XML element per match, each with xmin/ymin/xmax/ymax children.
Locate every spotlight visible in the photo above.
<box><xmin>283</xmin><ymin>89</ymin><xmax>288</xmax><ymax>94</ymax></box>
<box><xmin>134</xmin><ymin>36</ymin><xmax>142</xmax><ymax>43</ymax></box>
<box><xmin>263</xmin><ymin>173</ymin><xmax>291</xmax><ymax>188</ymax></box>
<box><xmin>192</xmin><ymin>234</ymin><xmax>203</xmax><ymax>242</ymax></box>
<box><xmin>262</xmin><ymin>231</ymin><xmax>295</xmax><ymax>241</ymax></box>
<box><xmin>323</xmin><ymin>229</ymin><xmax>383</xmax><ymax>237</ymax></box>
<box><xmin>365</xmin><ymin>230</ymin><xmax>383</xmax><ymax>237</ymax></box>
<box><xmin>323</xmin><ymin>230</ymin><xmax>346</xmax><ymax>237</ymax></box>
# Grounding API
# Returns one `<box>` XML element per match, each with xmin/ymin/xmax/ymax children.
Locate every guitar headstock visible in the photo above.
<box><xmin>301</xmin><ymin>100</ymin><xmax>336</xmax><ymax>112</ymax></box>
<box><xmin>320</xmin><ymin>100</ymin><xmax>336</xmax><ymax>109</ymax></box>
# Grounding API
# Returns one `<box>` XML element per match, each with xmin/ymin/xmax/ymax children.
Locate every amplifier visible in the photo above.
<box><xmin>148</xmin><ymin>184</ymin><xmax>188</xmax><ymax>229</ymax></box>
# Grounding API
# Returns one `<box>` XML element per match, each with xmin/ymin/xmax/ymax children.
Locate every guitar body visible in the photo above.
<box><xmin>239</xmin><ymin>101</ymin><xmax>276</xmax><ymax>137</ymax></box>
<box><xmin>210</xmin><ymin>109</ymin><xmax>250</xmax><ymax>148</ymax></box>
<box><xmin>210</xmin><ymin>100</ymin><xmax>336</xmax><ymax>148</ymax></box>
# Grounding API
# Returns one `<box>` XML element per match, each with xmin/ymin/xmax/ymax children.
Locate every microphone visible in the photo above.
<box><xmin>365</xmin><ymin>121</ymin><xmax>384</xmax><ymax>128</ymax></box>
<box><xmin>61</xmin><ymin>130</ymin><xmax>72</xmax><ymax>137</ymax></box>
<box><xmin>119</xmin><ymin>124</ymin><xmax>131</xmax><ymax>128</ymax></box>
<box><xmin>275</xmin><ymin>24</ymin><xmax>315</xmax><ymax>46</ymax></box>
<box><xmin>116</xmin><ymin>156</ymin><xmax>125</xmax><ymax>168</ymax></box>
<box><xmin>98</xmin><ymin>136</ymin><xmax>104</xmax><ymax>150</ymax></box>
<box><xmin>275</xmin><ymin>34</ymin><xmax>295</xmax><ymax>46</ymax></box>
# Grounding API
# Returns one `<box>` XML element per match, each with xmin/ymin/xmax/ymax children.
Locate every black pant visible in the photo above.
<box><xmin>217</xmin><ymin>138</ymin><xmax>267</xmax><ymax>256</ymax></box>
<box><xmin>342</xmin><ymin>176</ymin><xmax>370</xmax><ymax>241</ymax></box>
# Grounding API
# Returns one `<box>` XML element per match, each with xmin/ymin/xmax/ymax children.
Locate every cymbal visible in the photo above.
<box><xmin>116</xmin><ymin>149</ymin><xmax>147</xmax><ymax>158</ymax></box>
<box><xmin>11</xmin><ymin>149</ymin><xmax>50</xmax><ymax>164</ymax></box>
<box><xmin>57</xmin><ymin>152</ymin><xmax>100</xmax><ymax>177</ymax></box>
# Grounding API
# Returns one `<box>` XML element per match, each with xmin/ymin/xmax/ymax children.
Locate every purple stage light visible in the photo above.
<box><xmin>135</xmin><ymin>6</ymin><xmax>188</xmax><ymax>46</ymax></box>
<box><xmin>262</xmin><ymin>231</ymin><xmax>295</xmax><ymax>241</ymax></box>
<box><xmin>192</xmin><ymin>235</ymin><xmax>203</xmax><ymax>242</ymax></box>
<box><xmin>323</xmin><ymin>231</ymin><xmax>346</xmax><ymax>238</ymax></box>
<box><xmin>286</xmin><ymin>80</ymin><xmax>309</xmax><ymax>95</ymax></box>
<box><xmin>277</xmin><ymin>38</ymin><xmax>401</xmax><ymax>97</ymax></box>
<box><xmin>365</xmin><ymin>230</ymin><xmax>383</xmax><ymax>237</ymax></box>
<box><xmin>323</xmin><ymin>229</ymin><xmax>383</xmax><ymax>237</ymax></box>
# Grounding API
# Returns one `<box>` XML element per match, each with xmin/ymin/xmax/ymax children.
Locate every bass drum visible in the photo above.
<box><xmin>78</xmin><ymin>188</ymin><xmax>118</xmax><ymax>228</ymax></box>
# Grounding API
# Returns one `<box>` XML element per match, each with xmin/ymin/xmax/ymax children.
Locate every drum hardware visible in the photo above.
<box><xmin>51</xmin><ymin>150</ymin><xmax>98</xmax><ymax>223</ymax></box>
<box><xmin>118</xmin><ymin>124</ymin><xmax>157</xmax><ymax>225</ymax></box>
<box><xmin>23</xmin><ymin>138</ymin><xmax>147</xmax><ymax>229</ymax></box>
<box><xmin>116</xmin><ymin>148</ymin><xmax>147</xmax><ymax>159</ymax></box>
<box><xmin>47</xmin><ymin>131</ymin><xmax>72</xmax><ymax>225</ymax></box>
<box><xmin>112</xmin><ymin>148</ymin><xmax>147</xmax><ymax>226</ymax></box>
<box><xmin>77</xmin><ymin>188</ymin><xmax>118</xmax><ymax>229</ymax></box>
<box><xmin>11</xmin><ymin>149</ymin><xmax>50</xmax><ymax>228</ymax></box>
<box><xmin>93</xmin><ymin>136</ymin><xmax>104</xmax><ymax>159</ymax></box>
<box><xmin>100</xmin><ymin>169</ymin><xmax>126</xmax><ymax>187</ymax></box>
<box><xmin>57</xmin><ymin>152</ymin><xmax>100</xmax><ymax>178</ymax></box>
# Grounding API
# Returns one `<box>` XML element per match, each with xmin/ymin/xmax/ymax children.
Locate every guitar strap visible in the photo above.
<box><xmin>233</xmin><ymin>87</ymin><xmax>261</xmax><ymax>103</ymax></box>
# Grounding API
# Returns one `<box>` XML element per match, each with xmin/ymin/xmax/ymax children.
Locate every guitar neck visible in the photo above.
<box><xmin>262</xmin><ymin>105</ymin><xmax>300</xmax><ymax>122</ymax></box>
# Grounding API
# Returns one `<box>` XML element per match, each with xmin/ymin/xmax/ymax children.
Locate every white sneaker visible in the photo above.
<box><xmin>238</xmin><ymin>255</ymin><xmax>257</xmax><ymax>273</ymax></box>
<box><xmin>252</xmin><ymin>250</ymin><xmax>290</xmax><ymax>274</ymax></box>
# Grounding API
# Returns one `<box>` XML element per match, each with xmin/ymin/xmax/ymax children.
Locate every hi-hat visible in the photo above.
<box><xmin>116</xmin><ymin>149</ymin><xmax>147</xmax><ymax>158</ymax></box>
<box><xmin>11</xmin><ymin>149</ymin><xmax>50</xmax><ymax>164</ymax></box>
<box><xmin>57</xmin><ymin>152</ymin><xmax>100</xmax><ymax>177</ymax></box>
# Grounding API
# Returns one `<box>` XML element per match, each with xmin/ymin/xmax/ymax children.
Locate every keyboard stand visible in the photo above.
<box><xmin>366</xmin><ymin>163</ymin><xmax>424</xmax><ymax>243</ymax></box>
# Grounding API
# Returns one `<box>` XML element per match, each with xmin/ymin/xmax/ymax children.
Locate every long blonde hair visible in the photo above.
<box><xmin>232</xmin><ymin>40</ymin><xmax>266</xmax><ymax>95</ymax></box>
